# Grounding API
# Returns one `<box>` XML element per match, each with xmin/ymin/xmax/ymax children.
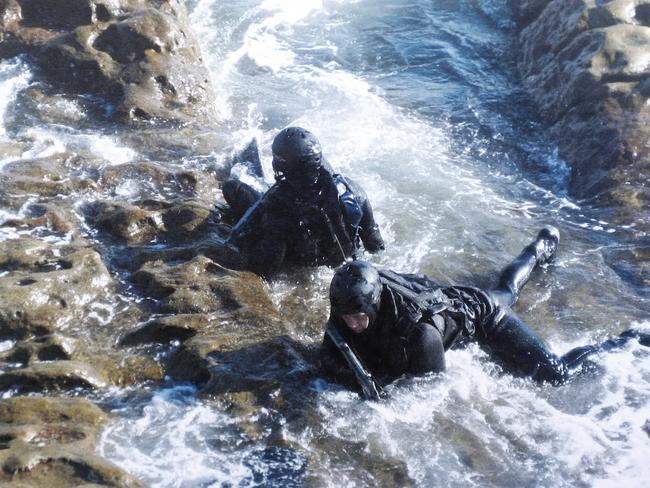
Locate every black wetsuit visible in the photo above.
<box><xmin>322</xmin><ymin>237</ymin><xmax>649</xmax><ymax>386</ymax></box>
<box><xmin>223</xmin><ymin>167</ymin><xmax>384</xmax><ymax>276</ymax></box>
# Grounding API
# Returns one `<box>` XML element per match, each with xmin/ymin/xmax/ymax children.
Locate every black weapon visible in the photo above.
<box><xmin>325</xmin><ymin>323</ymin><xmax>383</xmax><ymax>400</ymax></box>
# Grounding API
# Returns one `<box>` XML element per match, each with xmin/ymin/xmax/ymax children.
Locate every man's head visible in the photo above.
<box><xmin>272</xmin><ymin>127</ymin><xmax>323</xmax><ymax>189</ymax></box>
<box><xmin>329</xmin><ymin>260</ymin><xmax>382</xmax><ymax>334</ymax></box>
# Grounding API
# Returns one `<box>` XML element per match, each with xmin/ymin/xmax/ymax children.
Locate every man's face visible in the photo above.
<box><xmin>342</xmin><ymin>313</ymin><xmax>369</xmax><ymax>334</ymax></box>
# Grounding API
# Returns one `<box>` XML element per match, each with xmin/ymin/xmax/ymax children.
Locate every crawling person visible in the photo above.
<box><xmin>321</xmin><ymin>227</ymin><xmax>650</xmax><ymax>396</ymax></box>
<box><xmin>222</xmin><ymin>127</ymin><xmax>384</xmax><ymax>277</ymax></box>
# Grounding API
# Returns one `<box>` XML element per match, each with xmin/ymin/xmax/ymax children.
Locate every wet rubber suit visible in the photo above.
<box><xmin>322</xmin><ymin>229</ymin><xmax>650</xmax><ymax>386</ymax></box>
<box><xmin>223</xmin><ymin>165</ymin><xmax>384</xmax><ymax>277</ymax></box>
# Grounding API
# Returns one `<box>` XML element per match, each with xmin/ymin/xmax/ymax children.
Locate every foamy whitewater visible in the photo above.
<box><xmin>1</xmin><ymin>0</ymin><xmax>648</xmax><ymax>486</ymax></box>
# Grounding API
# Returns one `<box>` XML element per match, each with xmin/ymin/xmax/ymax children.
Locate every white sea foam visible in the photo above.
<box><xmin>303</xmin><ymin>334</ymin><xmax>650</xmax><ymax>487</ymax></box>
<box><xmin>0</xmin><ymin>57</ymin><xmax>32</xmax><ymax>139</ymax></box>
<box><xmin>98</xmin><ymin>386</ymin><xmax>266</xmax><ymax>487</ymax></box>
<box><xmin>17</xmin><ymin>127</ymin><xmax>137</xmax><ymax>165</ymax></box>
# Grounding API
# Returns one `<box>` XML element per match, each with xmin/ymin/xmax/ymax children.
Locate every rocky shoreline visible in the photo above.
<box><xmin>0</xmin><ymin>0</ymin><xmax>648</xmax><ymax>485</ymax></box>
<box><xmin>509</xmin><ymin>0</ymin><xmax>650</xmax><ymax>230</ymax></box>
<box><xmin>0</xmin><ymin>0</ymin><xmax>297</xmax><ymax>485</ymax></box>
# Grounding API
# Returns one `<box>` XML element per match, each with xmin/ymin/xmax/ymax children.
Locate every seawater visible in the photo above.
<box><xmin>0</xmin><ymin>0</ymin><xmax>648</xmax><ymax>486</ymax></box>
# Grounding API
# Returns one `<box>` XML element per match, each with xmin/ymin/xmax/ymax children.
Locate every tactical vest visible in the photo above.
<box><xmin>377</xmin><ymin>269</ymin><xmax>480</xmax><ymax>346</ymax></box>
<box><xmin>294</xmin><ymin>173</ymin><xmax>364</xmax><ymax>265</ymax></box>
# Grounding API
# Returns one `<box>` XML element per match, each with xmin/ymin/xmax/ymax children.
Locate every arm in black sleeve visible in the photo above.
<box><xmin>359</xmin><ymin>196</ymin><xmax>385</xmax><ymax>253</ymax></box>
<box><xmin>344</xmin><ymin>178</ymin><xmax>385</xmax><ymax>253</ymax></box>
<box><xmin>320</xmin><ymin>320</ymin><xmax>358</xmax><ymax>386</ymax></box>
<box><xmin>239</xmin><ymin>193</ymin><xmax>288</xmax><ymax>277</ymax></box>
<box><xmin>406</xmin><ymin>322</ymin><xmax>446</xmax><ymax>375</ymax></box>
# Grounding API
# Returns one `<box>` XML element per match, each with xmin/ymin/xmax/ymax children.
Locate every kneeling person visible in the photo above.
<box><xmin>223</xmin><ymin>127</ymin><xmax>384</xmax><ymax>277</ymax></box>
<box><xmin>321</xmin><ymin>227</ymin><xmax>649</xmax><ymax>397</ymax></box>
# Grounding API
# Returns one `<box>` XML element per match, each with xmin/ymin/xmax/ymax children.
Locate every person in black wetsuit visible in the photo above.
<box><xmin>222</xmin><ymin>127</ymin><xmax>384</xmax><ymax>277</ymax></box>
<box><xmin>322</xmin><ymin>226</ymin><xmax>650</xmax><ymax>389</ymax></box>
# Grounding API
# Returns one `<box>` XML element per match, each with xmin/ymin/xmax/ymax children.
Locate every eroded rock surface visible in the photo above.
<box><xmin>0</xmin><ymin>0</ymin><xmax>217</xmax><ymax>125</ymax></box>
<box><xmin>0</xmin><ymin>235</ymin><xmax>113</xmax><ymax>340</ymax></box>
<box><xmin>84</xmin><ymin>198</ymin><xmax>223</xmax><ymax>246</ymax></box>
<box><xmin>511</xmin><ymin>0</ymin><xmax>650</xmax><ymax>227</ymax></box>
<box><xmin>0</xmin><ymin>233</ymin><xmax>164</xmax><ymax>393</ymax></box>
<box><xmin>0</xmin><ymin>396</ymin><xmax>145</xmax><ymax>487</ymax></box>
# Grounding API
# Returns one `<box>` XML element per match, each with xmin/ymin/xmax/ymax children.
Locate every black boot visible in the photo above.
<box><xmin>533</xmin><ymin>226</ymin><xmax>560</xmax><ymax>265</ymax></box>
<box><xmin>619</xmin><ymin>329</ymin><xmax>650</xmax><ymax>347</ymax></box>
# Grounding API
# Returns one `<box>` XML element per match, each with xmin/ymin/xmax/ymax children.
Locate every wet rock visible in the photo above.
<box><xmin>13</xmin><ymin>86</ymin><xmax>92</xmax><ymax>127</ymax></box>
<box><xmin>194</xmin><ymin>335</ymin><xmax>314</xmax><ymax>396</ymax></box>
<box><xmin>84</xmin><ymin>198</ymin><xmax>223</xmax><ymax>247</ymax></box>
<box><xmin>0</xmin><ymin>450</ymin><xmax>147</xmax><ymax>487</ymax></box>
<box><xmin>0</xmin><ymin>153</ymin><xmax>98</xmax><ymax>197</ymax></box>
<box><xmin>110</xmin><ymin>231</ymin><xmax>244</xmax><ymax>275</ymax></box>
<box><xmin>2</xmin><ymin>0</ymin><xmax>217</xmax><ymax>125</ymax></box>
<box><xmin>1</xmin><ymin>203</ymin><xmax>77</xmax><ymax>235</ymax></box>
<box><xmin>0</xmin><ymin>396</ymin><xmax>107</xmax><ymax>451</ymax></box>
<box><xmin>305</xmin><ymin>436</ymin><xmax>415</xmax><ymax>487</ymax></box>
<box><xmin>81</xmin><ymin>351</ymin><xmax>165</xmax><ymax>387</ymax></box>
<box><xmin>126</xmin><ymin>256</ymin><xmax>302</xmax><ymax>387</ymax></box>
<box><xmin>162</xmin><ymin>200</ymin><xmax>218</xmax><ymax>241</ymax></box>
<box><xmin>1</xmin><ymin>334</ymin><xmax>76</xmax><ymax>366</ymax></box>
<box><xmin>0</xmin><ymin>397</ymin><xmax>146</xmax><ymax>487</ymax></box>
<box><xmin>0</xmin><ymin>0</ymin><xmax>61</xmax><ymax>59</ymax></box>
<box><xmin>132</xmin><ymin>255</ymin><xmax>269</xmax><ymax>315</ymax></box>
<box><xmin>510</xmin><ymin>0</ymin><xmax>650</xmax><ymax>225</ymax></box>
<box><xmin>0</xmin><ymin>140</ymin><xmax>25</xmax><ymax>160</ymax></box>
<box><xmin>99</xmin><ymin>161</ymin><xmax>212</xmax><ymax>199</ymax></box>
<box><xmin>0</xmin><ymin>360</ymin><xmax>107</xmax><ymax>393</ymax></box>
<box><xmin>35</xmin><ymin>0</ymin><xmax>215</xmax><ymax>125</ymax></box>
<box><xmin>0</xmin><ymin>235</ymin><xmax>115</xmax><ymax>340</ymax></box>
<box><xmin>602</xmin><ymin>243</ymin><xmax>650</xmax><ymax>296</ymax></box>
<box><xmin>85</xmin><ymin>200</ymin><xmax>161</xmax><ymax>245</ymax></box>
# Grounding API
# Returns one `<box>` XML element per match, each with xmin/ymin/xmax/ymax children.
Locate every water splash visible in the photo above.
<box><xmin>0</xmin><ymin>56</ymin><xmax>32</xmax><ymax>139</ymax></box>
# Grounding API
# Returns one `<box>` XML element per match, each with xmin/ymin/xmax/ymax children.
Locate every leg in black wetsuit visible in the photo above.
<box><xmin>222</xmin><ymin>179</ymin><xmax>262</xmax><ymax>222</ymax></box>
<box><xmin>489</xmin><ymin>226</ymin><xmax>559</xmax><ymax>309</ymax></box>
<box><xmin>480</xmin><ymin>227</ymin><xmax>649</xmax><ymax>385</ymax></box>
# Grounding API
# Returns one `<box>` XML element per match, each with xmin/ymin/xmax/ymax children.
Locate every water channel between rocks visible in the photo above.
<box><xmin>0</xmin><ymin>1</ymin><xmax>649</xmax><ymax>487</ymax></box>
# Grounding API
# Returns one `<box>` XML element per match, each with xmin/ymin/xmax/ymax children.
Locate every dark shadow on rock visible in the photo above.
<box><xmin>165</xmin><ymin>335</ymin><xmax>318</xmax><ymax>401</ymax></box>
<box><xmin>119</xmin><ymin>314</ymin><xmax>206</xmax><ymax>346</ymax></box>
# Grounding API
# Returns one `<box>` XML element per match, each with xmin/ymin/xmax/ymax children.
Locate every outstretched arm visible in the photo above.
<box><xmin>229</xmin><ymin>189</ymin><xmax>289</xmax><ymax>278</ymax></box>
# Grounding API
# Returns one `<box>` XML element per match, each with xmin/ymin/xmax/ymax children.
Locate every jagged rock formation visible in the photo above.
<box><xmin>511</xmin><ymin>0</ymin><xmax>650</xmax><ymax>227</ymax></box>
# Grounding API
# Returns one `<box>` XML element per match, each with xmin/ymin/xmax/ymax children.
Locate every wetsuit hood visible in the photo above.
<box><xmin>329</xmin><ymin>260</ymin><xmax>382</xmax><ymax>326</ymax></box>
<box><xmin>272</xmin><ymin>127</ymin><xmax>323</xmax><ymax>189</ymax></box>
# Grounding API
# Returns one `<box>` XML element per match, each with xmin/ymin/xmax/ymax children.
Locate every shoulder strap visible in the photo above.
<box><xmin>378</xmin><ymin>269</ymin><xmax>450</xmax><ymax>316</ymax></box>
